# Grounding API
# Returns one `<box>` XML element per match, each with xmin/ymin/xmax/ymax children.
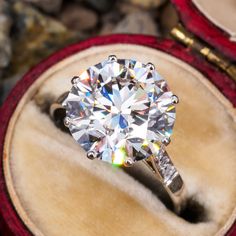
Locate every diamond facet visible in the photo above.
<box><xmin>64</xmin><ymin>58</ymin><xmax>176</xmax><ymax>165</ymax></box>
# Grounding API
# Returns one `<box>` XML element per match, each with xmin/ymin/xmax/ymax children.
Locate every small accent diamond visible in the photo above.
<box><xmin>159</xmin><ymin>154</ymin><xmax>177</xmax><ymax>183</ymax></box>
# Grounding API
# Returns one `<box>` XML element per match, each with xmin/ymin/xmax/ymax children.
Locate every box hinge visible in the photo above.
<box><xmin>171</xmin><ymin>25</ymin><xmax>236</xmax><ymax>82</ymax></box>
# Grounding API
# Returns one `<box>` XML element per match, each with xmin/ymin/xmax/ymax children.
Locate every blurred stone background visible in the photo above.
<box><xmin>0</xmin><ymin>0</ymin><xmax>179</xmax><ymax>104</ymax></box>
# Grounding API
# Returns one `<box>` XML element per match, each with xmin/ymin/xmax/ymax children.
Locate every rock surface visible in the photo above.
<box><xmin>60</xmin><ymin>4</ymin><xmax>98</xmax><ymax>31</ymax></box>
<box><xmin>9</xmin><ymin>2</ymin><xmax>80</xmax><ymax>72</ymax></box>
<box><xmin>160</xmin><ymin>2</ymin><xmax>179</xmax><ymax>36</ymax></box>
<box><xmin>0</xmin><ymin>0</ymin><xmax>12</xmax><ymax>70</ymax></box>
<box><xmin>0</xmin><ymin>1</ymin><xmax>83</xmax><ymax>103</ymax></box>
<box><xmin>84</xmin><ymin>0</ymin><xmax>114</xmax><ymax>13</ymax></box>
<box><xmin>119</xmin><ymin>2</ymin><xmax>144</xmax><ymax>14</ymax></box>
<box><xmin>113</xmin><ymin>12</ymin><xmax>160</xmax><ymax>36</ymax></box>
<box><xmin>127</xmin><ymin>0</ymin><xmax>166</xmax><ymax>8</ymax></box>
<box><xmin>22</xmin><ymin>0</ymin><xmax>63</xmax><ymax>13</ymax></box>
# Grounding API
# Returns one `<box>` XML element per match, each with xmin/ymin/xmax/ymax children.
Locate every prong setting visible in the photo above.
<box><xmin>71</xmin><ymin>76</ymin><xmax>79</xmax><ymax>85</ymax></box>
<box><xmin>64</xmin><ymin>117</ymin><xmax>71</xmax><ymax>127</ymax></box>
<box><xmin>124</xmin><ymin>157</ymin><xmax>134</xmax><ymax>167</ymax></box>
<box><xmin>62</xmin><ymin>100</ymin><xmax>67</xmax><ymax>108</ymax></box>
<box><xmin>146</xmin><ymin>62</ymin><xmax>155</xmax><ymax>71</ymax></box>
<box><xmin>171</xmin><ymin>95</ymin><xmax>179</xmax><ymax>104</ymax></box>
<box><xmin>87</xmin><ymin>150</ymin><xmax>98</xmax><ymax>160</ymax></box>
<box><xmin>108</xmin><ymin>55</ymin><xmax>117</xmax><ymax>62</ymax></box>
<box><xmin>162</xmin><ymin>137</ymin><xmax>171</xmax><ymax>146</ymax></box>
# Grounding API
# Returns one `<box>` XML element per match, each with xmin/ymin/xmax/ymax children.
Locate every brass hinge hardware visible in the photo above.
<box><xmin>171</xmin><ymin>25</ymin><xmax>236</xmax><ymax>82</ymax></box>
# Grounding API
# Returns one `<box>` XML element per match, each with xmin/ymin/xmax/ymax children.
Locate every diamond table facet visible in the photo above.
<box><xmin>64</xmin><ymin>58</ymin><xmax>176</xmax><ymax>165</ymax></box>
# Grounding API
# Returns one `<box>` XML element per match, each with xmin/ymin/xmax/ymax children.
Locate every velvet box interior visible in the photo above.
<box><xmin>0</xmin><ymin>1</ymin><xmax>236</xmax><ymax>236</ymax></box>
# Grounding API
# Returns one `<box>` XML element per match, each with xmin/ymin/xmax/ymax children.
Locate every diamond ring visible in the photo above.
<box><xmin>50</xmin><ymin>55</ymin><xmax>186</xmax><ymax>213</ymax></box>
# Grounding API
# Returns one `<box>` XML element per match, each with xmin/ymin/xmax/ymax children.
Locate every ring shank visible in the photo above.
<box><xmin>144</xmin><ymin>150</ymin><xmax>186</xmax><ymax>213</ymax></box>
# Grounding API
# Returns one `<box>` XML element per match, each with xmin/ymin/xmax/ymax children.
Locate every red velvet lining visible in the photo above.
<box><xmin>0</xmin><ymin>34</ymin><xmax>235</xmax><ymax>235</ymax></box>
<box><xmin>172</xmin><ymin>0</ymin><xmax>236</xmax><ymax>61</ymax></box>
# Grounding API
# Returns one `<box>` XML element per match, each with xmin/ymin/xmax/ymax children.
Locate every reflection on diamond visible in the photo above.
<box><xmin>65</xmin><ymin>58</ymin><xmax>176</xmax><ymax>165</ymax></box>
<box><xmin>113</xmin><ymin>148</ymin><xmax>126</xmax><ymax>166</ymax></box>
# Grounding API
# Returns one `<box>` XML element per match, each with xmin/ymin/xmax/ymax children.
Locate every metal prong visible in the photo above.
<box><xmin>171</xmin><ymin>95</ymin><xmax>179</xmax><ymax>104</ymax></box>
<box><xmin>87</xmin><ymin>150</ymin><xmax>98</xmax><ymax>160</ymax></box>
<box><xmin>146</xmin><ymin>62</ymin><xmax>155</xmax><ymax>71</ymax></box>
<box><xmin>71</xmin><ymin>76</ymin><xmax>79</xmax><ymax>85</ymax></box>
<box><xmin>162</xmin><ymin>137</ymin><xmax>171</xmax><ymax>146</ymax></box>
<box><xmin>62</xmin><ymin>100</ymin><xmax>67</xmax><ymax>108</ymax></box>
<box><xmin>108</xmin><ymin>55</ymin><xmax>117</xmax><ymax>62</ymax></box>
<box><xmin>64</xmin><ymin>117</ymin><xmax>71</xmax><ymax>127</ymax></box>
<box><xmin>124</xmin><ymin>157</ymin><xmax>134</xmax><ymax>167</ymax></box>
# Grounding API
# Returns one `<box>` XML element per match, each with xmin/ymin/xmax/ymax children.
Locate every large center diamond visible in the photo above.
<box><xmin>64</xmin><ymin>58</ymin><xmax>176</xmax><ymax>165</ymax></box>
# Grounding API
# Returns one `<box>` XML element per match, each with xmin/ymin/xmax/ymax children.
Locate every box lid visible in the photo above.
<box><xmin>172</xmin><ymin>0</ymin><xmax>236</xmax><ymax>61</ymax></box>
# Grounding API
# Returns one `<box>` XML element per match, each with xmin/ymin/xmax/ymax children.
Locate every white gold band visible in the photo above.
<box><xmin>144</xmin><ymin>149</ymin><xmax>186</xmax><ymax>213</ymax></box>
